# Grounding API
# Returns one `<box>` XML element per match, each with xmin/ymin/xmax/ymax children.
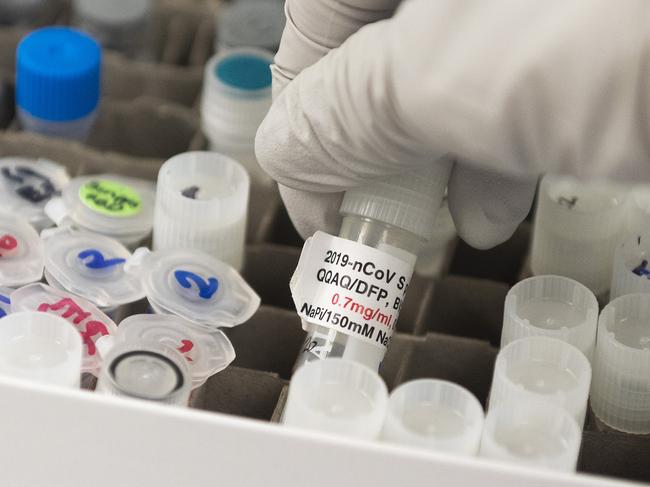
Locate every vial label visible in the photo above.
<box><xmin>291</xmin><ymin>232</ymin><xmax>414</xmax><ymax>351</ymax></box>
<box><xmin>78</xmin><ymin>180</ymin><xmax>142</xmax><ymax>217</ymax></box>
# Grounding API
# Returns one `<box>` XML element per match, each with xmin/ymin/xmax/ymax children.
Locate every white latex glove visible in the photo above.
<box><xmin>257</xmin><ymin>0</ymin><xmax>650</xmax><ymax>247</ymax></box>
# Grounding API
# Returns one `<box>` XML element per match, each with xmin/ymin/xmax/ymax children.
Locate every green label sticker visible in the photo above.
<box><xmin>79</xmin><ymin>180</ymin><xmax>142</xmax><ymax>217</ymax></box>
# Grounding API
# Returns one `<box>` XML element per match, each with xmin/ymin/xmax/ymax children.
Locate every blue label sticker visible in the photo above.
<box><xmin>174</xmin><ymin>270</ymin><xmax>219</xmax><ymax>300</ymax></box>
<box><xmin>78</xmin><ymin>249</ymin><xmax>126</xmax><ymax>269</ymax></box>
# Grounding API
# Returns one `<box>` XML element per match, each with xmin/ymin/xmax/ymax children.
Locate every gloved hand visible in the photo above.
<box><xmin>256</xmin><ymin>0</ymin><xmax>650</xmax><ymax>247</ymax></box>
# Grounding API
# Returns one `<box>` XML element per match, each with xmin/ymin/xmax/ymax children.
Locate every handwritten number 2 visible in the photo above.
<box><xmin>174</xmin><ymin>270</ymin><xmax>219</xmax><ymax>299</ymax></box>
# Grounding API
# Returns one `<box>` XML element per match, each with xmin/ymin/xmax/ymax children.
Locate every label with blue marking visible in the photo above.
<box><xmin>174</xmin><ymin>270</ymin><xmax>219</xmax><ymax>300</ymax></box>
<box><xmin>78</xmin><ymin>249</ymin><xmax>126</xmax><ymax>270</ymax></box>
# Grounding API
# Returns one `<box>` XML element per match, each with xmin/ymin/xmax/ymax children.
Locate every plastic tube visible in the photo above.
<box><xmin>610</xmin><ymin>232</ymin><xmax>650</xmax><ymax>300</ymax></box>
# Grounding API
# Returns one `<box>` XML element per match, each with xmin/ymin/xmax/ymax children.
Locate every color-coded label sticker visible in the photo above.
<box><xmin>79</xmin><ymin>180</ymin><xmax>142</xmax><ymax>217</ymax></box>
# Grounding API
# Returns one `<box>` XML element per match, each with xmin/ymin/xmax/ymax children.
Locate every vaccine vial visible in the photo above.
<box><xmin>201</xmin><ymin>48</ymin><xmax>273</xmax><ymax>188</ymax></box>
<box><xmin>153</xmin><ymin>151</ymin><xmax>250</xmax><ymax>271</ymax></box>
<box><xmin>294</xmin><ymin>161</ymin><xmax>452</xmax><ymax>371</ymax></box>
<box><xmin>381</xmin><ymin>379</ymin><xmax>484</xmax><ymax>456</ymax></box>
<box><xmin>479</xmin><ymin>399</ymin><xmax>581</xmax><ymax>472</ymax></box>
<box><xmin>72</xmin><ymin>0</ymin><xmax>152</xmax><ymax>58</ymax></box>
<box><xmin>590</xmin><ymin>293</ymin><xmax>650</xmax><ymax>433</ymax></box>
<box><xmin>282</xmin><ymin>358</ymin><xmax>388</xmax><ymax>439</ymax></box>
<box><xmin>489</xmin><ymin>336</ymin><xmax>592</xmax><ymax>427</ymax></box>
<box><xmin>531</xmin><ymin>175</ymin><xmax>626</xmax><ymax>297</ymax></box>
<box><xmin>96</xmin><ymin>340</ymin><xmax>191</xmax><ymax>406</ymax></box>
<box><xmin>610</xmin><ymin>232</ymin><xmax>650</xmax><ymax>300</ymax></box>
<box><xmin>16</xmin><ymin>27</ymin><xmax>101</xmax><ymax>141</ymax></box>
<box><xmin>216</xmin><ymin>0</ymin><xmax>285</xmax><ymax>53</ymax></box>
<box><xmin>501</xmin><ymin>275</ymin><xmax>599</xmax><ymax>360</ymax></box>
<box><xmin>0</xmin><ymin>311</ymin><xmax>82</xmax><ymax>388</ymax></box>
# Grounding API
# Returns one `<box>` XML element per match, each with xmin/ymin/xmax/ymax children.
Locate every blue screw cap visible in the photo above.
<box><xmin>16</xmin><ymin>27</ymin><xmax>101</xmax><ymax>122</ymax></box>
<box><xmin>215</xmin><ymin>52</ymin><xmax>271</xmax><ymax>91</ymax></box>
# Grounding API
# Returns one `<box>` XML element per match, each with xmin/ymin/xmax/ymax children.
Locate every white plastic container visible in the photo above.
<box><xmin>41</xmin><ymin>227</ymin><xmax>144</xmax><ymax>323</ymax></box>
<box><xmin>96</xmin><ymin>339</ymin><xmax>191</xmax><ymax>406</ymax></box>
<box><xmin>16</xmin><ymin>27</ymin><xmax>101</xmax><ymax>141</ymax></box>
<box><xmin>45</xmin><ymin>174</ymin><xmax>156</xmax><ymax>249</ymax></box>
<box><xmin>0</xmin><ymin>157</ymin><xmax>70</xmax><ymax>231</ymax></box>
<box><xmin>216</xmin><ymin>0</ymin><xmax>285</xmax><ymax>53</ymax></box>
<box><xmin>501</xmin><ymin>276</ymin><xmax>599</xmax><ymax>360</ymax></box>
<box><xmin>153</xmin><ymin>151</ymin><xmax>249</xmax><ymax>271</ymax></box>
<box><xmin>124</xmin><ymin>247</ymin><xmax>260</xmax><ymax>332</ymax></box>
<box><xmin>201</xmin><ymin>49</ymin><xmax>273</xmax><ymax>188</ymax></box>
<box><xmin>283</xmin><ymin>359</ymin><xmax>388</xmax><ymax>440</ymax></box>
<box><xmin>114</xmin><ymin>314</ymin><xmax>236</xmax><ymax>389</ymax></box>
<box><xmin>0</xmin><ymin>212</ymin><xmax>44</xmax><ymax>288</ymax></box>
<box><xmin>479</xmin><ymin>400</ymin><xmax>581</xmax><ymax>472</ymax></box>
<box><xmin>72</xmin><ymin>0</ymin><xmax>152</xmax><ymax>58</ymax></box>
<box><xmin>610</xmin><ymin>232</ymin><xmax>650</xmax><ymax>300</ymax></box>
<box><xmin>489</xmin><ymin>337</ymin><xmax>592</xmax><ymax>427</ymax></box>
<box><xmin>381</xmin><ymin>379</ymin><xmax>484</xmax><ymax>456</ymax></box>
<box><xmin>627</xmin><ymin>185</ymin><xmax>650</xmax><ymax>236</ymax></box>
<box><xmin>0</xmin><ymin>311</ymin><xmax>82</xmax><ymax>388</ymax></box>
<box><xmin>531</xmin><ymin>176</ymin><xmax>626</xmax><ymax>296</ymax></box>
<box><xmin>590</xmin><ymin>293</ymin><xmax>650</xmax><ymax>433</ymax></box>
<box><xmin>10</xmin><ymin>283</ymin><xmax>119</xmax><ymax>376</ymax></box>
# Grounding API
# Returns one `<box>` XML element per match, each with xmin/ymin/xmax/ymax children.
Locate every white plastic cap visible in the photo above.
<box><xmin>96</xmin><ymin>339</ymin><xmax>191</xmax><ymax>406</ymax></box>
<box><xmin>479</xmin><ymin>399</ymin><xmax>581</xmax><ymax>472</ymax></box>
<box><xmin>201</xmin><ymin>50</ymin><xmax>273</xmax><ymax>187</ymax></box>
<box><xmin>381</xmin><ymin>379</ymin><xmax>484</xmax><ymax>456</ymax></box>
<box><xmin>116</xmin><ymin>314</ymin><xmax>235</xmax><ymax>388</ymax></box>
<box><xmin>531</xmin><ymin>175</ymin><xmax>626</xmax><ymax>296</ymax></box>
<box><xmin>501</xmin><ymin>276</ymin><xmax>599</xmax><ymax>360</ymax></box>
<box><xmin>47</xmin><ymin>174</ymin><xmax>156</xmax><ymax>247</ymax></box>
<box><xmin>0</xmin><ymin>157</ymin><xmax>70</xmax><ymax>231</ymax></box>
<box><xmin>125</xmin><ymin>248</ymin><xmax>260</xmax><ymax>331</ymax></box>
<box><xmin>0</xmin><ymin>212</ymin><xmax>44</xmax><ymax>287</ymax></box>
<box><xmin>627</xmin><ymin>185</ymin><xmax>650</xmax><ymax>236</ymax></box>
<box><xmin>489</xmin><ymin>336</ymin><xmax>591</xmax><ymax>426</ymax></box>
<box><xmin>610</xmin><ymin>232</ymin><xmax>650</xmax><ymax>301</ymax></box>
<box><xmin>0</xmin><ymin>311</ymin><xmax>82</xmax><ymax>388</ymax></box>
<box><xmin>216</xmin><ymin>0</ymin><xmax>285</xmax><ymax>52</ymax></box>
<box><xmin>41</xmin><ymin>227</ymin><xmax>144</xmax><ymax>308</ymax></box>
<box><xmin>591</xmin><ymin>293</ymin><xmax>650</xmax><ymax>433</ymax></box>
<box><xmin>10</xmin><ymin>283</ymin><xmax>118</xmax><ymax>375</ymax></box>
<box><xmin>340</xmin><ymin>159</ymin><xmax>453</xmax><ymax>242</ymax></box>
<box><xmin>283</xmin><ymin>359</ymin><xmax>388</xmax><ymax>439</ymax></box>
<box><xmin>153</xmin><ymin>151</ymin><xmax>250</xmax><ymax>271</ymax></box>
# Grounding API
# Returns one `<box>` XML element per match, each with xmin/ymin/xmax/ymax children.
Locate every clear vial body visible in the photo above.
<box><xmin>295</xmin><ymin>215</ymin><xmax>424</xmax><ymax>371</ymax></box>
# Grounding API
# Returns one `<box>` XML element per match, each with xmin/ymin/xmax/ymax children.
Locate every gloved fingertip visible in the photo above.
<box><xmin>279</xmin><ymin>185</ymin><xmax>343</xmax><ymax>239</ymax></box>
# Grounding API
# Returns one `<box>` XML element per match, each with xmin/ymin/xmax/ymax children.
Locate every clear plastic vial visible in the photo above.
<box><xmin>295</xmin><ymin>161</ymin><xmax>452</xmax><ymax>371</ymax></box>
<box><xmin>16</xmin><ymin>27</ymin><xmax>101</xmax><ymax>142</ymax></box>
<box><xmin>610</xmin><ymin>232</ymin><xmax>650</xmax><ymax>300</ymax></box>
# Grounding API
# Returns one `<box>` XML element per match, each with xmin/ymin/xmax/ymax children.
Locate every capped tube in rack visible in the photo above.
<box><xmin>501</xmin><ymin>275</ymin><xmax>599</xmax><ymax>359</ymax></box>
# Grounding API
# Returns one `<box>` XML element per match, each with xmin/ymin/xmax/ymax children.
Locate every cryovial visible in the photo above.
<box><xmin>45</xmin><ymin>174</ymin><xmax>156</xmax><ymax>249</ymax></box>
<box><xmin>531</xmin><ymin>175</ymin><xmax>626</xmax><ymax>297</ymax></box>
<box><xmin>381</xmin><ymin>379</ymin><xmax>484</xmax><ymax>456</ymax></box>
<box><xmin>590</xmin><ymin>293</ymin><xmax>650</xmax><ymax>433</ymax></box>
<box><xmin>282</xmin><ymin>358</ymin><xmax>388</xmax><ymax>439</ymax></box>
<box><xmin>501</xmin><ymin>275</ymin><xmax>599</xmax><ymax>359</ymax></box>
<box><xmin>114</xmin><ymin>314</ymin><xmax>235</xmax><ymax>388</ymax></box>
<box><xmin>291</xmin><ymin>161</ymin><xmax>452</xmax><ymax>371</ymax></box>
<box><xmin>153</xmin><ymin>151</ymin><xmax>249</xmax><ymax>271</ymax></box>
<box><xmin>124</xmin><ymin>247</ymin><xmax>260</xmax><ymax>332</ymax></box>
<box><xmin>0</xmin><ymin>286</ymin><xmax>11</xmax><ymax>318</ymax></box>
<box><xmin>216</xmin><ymin>0</ymin><xmax>285</xmax><ymax>53</ymax></box>
<box><xmin>0</xmin><ymin>212</ymin><xmax>44</xmax><ymax>288</ymax></box>
<box><xmin>479</xmin><ymin>399</ymin><xmax>581</xmax><ymax>472</ymax></box>
<box><xmin>72</xmin><ymin>0</ymin><xmax>152</xmax><ymax>58</ymax></box>
<box><xmin>96</xmin><ymin>339</ymin><xmax>191</xmax><ymax>406</ymax></box>
<box><xmin>627</xmin><ymin>185</ymin><xmax>650</xmax><ymax>236</ymax></box>
<box><xmin>0</xmin><ymin>311</ymin><xmax>82</xmax><ymax>388</ymax></box>
<box><xmin>41</xmin><ymin>227</ymin><xmax>144</xmax><ymax>323</ymax></box>
<box><xmin>201</xmin><ymin>49</ymin><xmax>273</xmax><ymax>188</ymax></box>
<box><xmin>610</xmin><ymin>232</ymin><xmax>650</xmax><ymax>300</ymax></box>
<box><xmin>0</xmin><ymin>157</ymin><xmax>70</xmax><ymax>232</ymax></box>
<box><xmin>16</xmin><ymin>27</ymin><xmax>101</xmax><ymax>141</ymax></box>
<box><xmin>10</xmin><ymin>283</ymin><xmax>118</xmax><ymax>376</ymax></box>
<box><xmin>414</xmin><ymin>199</ymin><xmax>457</xmax><ymax>277</ymax></box>
<box><xmin>489</xmin><ymin>336</ymin><xmax>591</xmax><ymax>426</ymax></box>
<box><xmin>0</xmin><ymin>0</ymin><xmax>49</xmax><ymax>25</ymax></box>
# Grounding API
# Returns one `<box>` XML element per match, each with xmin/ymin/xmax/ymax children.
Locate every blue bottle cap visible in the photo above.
<box><xmin>16</xmin><ymin>27</ymin><xmax>101</xmax><ymax>122</ymax></box>
<box><xmin>215</xmin><ymin>52</ymin><xmax>272</xmax><ymax>92</ymax></box>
